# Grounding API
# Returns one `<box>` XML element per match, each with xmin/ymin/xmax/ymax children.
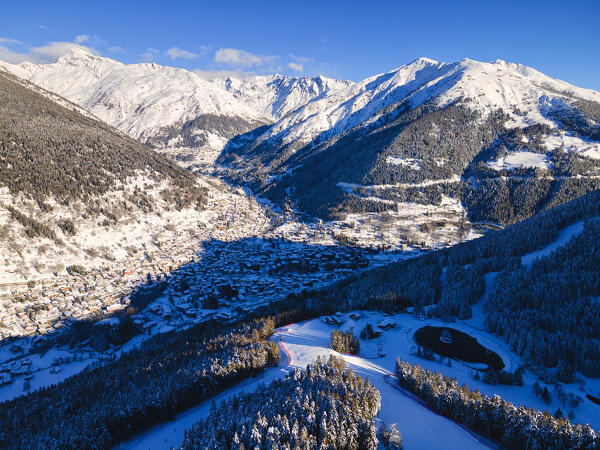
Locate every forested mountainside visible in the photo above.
<box><xmin>0</xmin><ymin>70</ymin><xmax>203</xmax><ymax>207</ymax></box>
<box><xmin>219</xmin><ymin>58</ymin><xmax>600</xmax><ymax>226</ymax></box>
<box><xmin>0</xmin><ymin>318</ymin><xmax>279</xmax><ymax>448</ymax></box>
<box><xmin>0</xmin><ymin>49</ymin><xmax>350</xmax><ymax>157</ymax></box>
<box><xmin>182</xmin><ymin>356</ymin><xmax>383</xmax><ymax>449</ymax></box>
<box><xmin>0</xmin><ymin>68</ymin><xmax>209</xmax><ymax>281</ymax></box>
<box><xmin>309</xmin><ymin>189</ymin><xmax>600</xmax><ymax>379</ymax></box>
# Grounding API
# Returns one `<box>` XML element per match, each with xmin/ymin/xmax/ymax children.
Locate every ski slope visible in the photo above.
<box><xmin>521</xmin><ymin>219</ymin><xmax>586</xmax><ymax>266</ymax></box>
<box><xmin>117</xmin><ymin>310</ymin><xmax>600</xmax><ymax>449</ymax></box>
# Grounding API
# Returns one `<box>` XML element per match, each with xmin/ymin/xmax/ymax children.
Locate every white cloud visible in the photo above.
<box><xmin>165</xmin><ymin>46</ymin><xmax>199</xmax><ymax>60</ymax></box>
<box><xmin>289</xmin><ymin>54</ymin><xmax>312</xmax><ymax>64</ymax></box>
<box><xmin>38</xmin><ymin>25</ymin><xmax>48</xmax><ymax>30</ymax></box>
<box><xmin>0</xmin><ymin>39</ymin><xmax>98</xmax><ymax>64</ymax></box>
<box><xmin>74</xmin><ymin>34</ymin><xmax>90</xmax><ymax>44</ymax></box>
<box><xmin>287</xmin><ymin>62</ymin><xmax>303</xmax><ymax>72</ymax></box>
<box><xmin>0</xmin><ymin>37</ymin><xmax>22</xmax><ymax>45</ymax></box>
<box><xmin>140</xmin><ymin>47</ymin><xmax>160</xmax><ymax>62</ymax></box>
<box><xmin>214</xmin><ymin>47</ymin><xmax>277</xmax><ymax>67</ymax></box>
<box><xmin>108</xmin><ymin>46</ymin><xmax>125</xmax><ymax>54</ymax></box>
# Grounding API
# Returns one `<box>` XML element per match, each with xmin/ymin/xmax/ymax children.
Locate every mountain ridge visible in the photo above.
<box><xmin>0</xmin><ymin>49</ymin><xmax>353</xmax><ymax>156</ymax></box>
<box><xmin>3</xmin><ymin>51</ymin><xmax>600</xmax><ymax>240</ymax></box>
<box><xmin>245</xmin><ymin>56</ymin><xmax>600</xmax><ymax>150</ymax></box>
<box><xmin>218</xmin><ymin>56</ymin><xmax>600</xmax><ymax>228</ymax></box>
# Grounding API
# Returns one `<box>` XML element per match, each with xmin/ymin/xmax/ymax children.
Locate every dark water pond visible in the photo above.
<box><xmin>414</xmin><ymin>326</ymin><xmax>505</xmax><ymax>371</ymax></box>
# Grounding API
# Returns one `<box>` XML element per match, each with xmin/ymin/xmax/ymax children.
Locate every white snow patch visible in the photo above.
<box><xmin>542</xmin><ymin>131</ymin><xmax>600</xmax><ymax>160</ymax></box>
<box><xmin>487</xmin><ymin>151</ymin><xmax>551</xmax><ymax>171</ymax></box>
<box><xmin>386</xmin><ymin>156</ymin><xmax>422</xmax><ymax>170</ymax></box>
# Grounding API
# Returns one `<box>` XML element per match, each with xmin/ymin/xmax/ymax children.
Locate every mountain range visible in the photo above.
<box><xmin>2</xmin><ymin>51</ymin><xmax>600</xmax><ymax>255</ymax></box>
<box><xmin>5</xmin><ymin>50</ymin><xmax>598</xmax><ymax>231</ymax></box>
<box><xmin>219</xmin><ymin>57</ymin><xmax>600</xmax><ymax>225</ymax></box>
<box><xmin>0</xmin><ymin>48</ymin><xmax>352</xmax><ymax>158</ymax></box>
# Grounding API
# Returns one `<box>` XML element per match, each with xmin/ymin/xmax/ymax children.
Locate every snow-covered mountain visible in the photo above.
<box><xmin>3</xmin><ymin>51</ymin><xmax>600</xmax><ymax>228</ymax></box>
<box><xmin>0</xmin><ymin>49</ymin><xmax>351</xmax><ymax>154</ymax></box>
<box><xmin>247</xmin><ymin>57</ymin><xmax>600</xmax><ymax>149</ymax></box>
<box><xmin>213</xmin><ymin>74</ymin><xmax>353</xmax><ymax>120</ymax></box>
<box><xmin>219</xmin><ymin>57</ymin><xmax>600</xmax><ymax>226</ymax></box>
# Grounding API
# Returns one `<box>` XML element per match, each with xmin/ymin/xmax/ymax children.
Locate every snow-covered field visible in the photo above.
<box><xmin>543</xmin><ymin>131</ymin><xmax>600</xmax><ymax>160</ymax></box>
<box><xmin>327</xmin><ymin>193</ymin><xmax>479</xmax><ymax>250</ymax></box>
<box><xmin>486</xmin><ymin>131</ymin><xmax>600</xmax><ymax>172</ymax></box>
<box><xmin>487</xmin><ymin>151</ymin><xmax>552</xmax><ymax>171</ymax></box>
<box><xmin>118</xmin><ymin>310</ymin><xmax>600</xmax><ymax>449</ymax></box>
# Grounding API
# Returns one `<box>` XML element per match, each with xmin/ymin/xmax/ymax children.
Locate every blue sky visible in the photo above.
<box><xmin>1</xmin><ymin>0</ymin><xmax>599</xmax><ymax>89</ymax></box>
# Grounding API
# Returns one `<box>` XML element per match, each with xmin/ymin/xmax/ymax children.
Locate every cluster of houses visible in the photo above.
<box><xmin>0</xmin><ymin>183</ymin><xmax>411</xmax><ymax>389</ymax></box>
<box><xmin>0</xmin><ymin>192</ymin><xmax>407</xmax><ymax>342</ymax></box>
<box><xmin>0</xmin><ymin>230</ymin><xmax>200</xmax><ymax>341</ymax></box>
<box><xmin>130</xmin><ymin>237</ymin><xmax>397</xmax><ymax>332</ymax></box>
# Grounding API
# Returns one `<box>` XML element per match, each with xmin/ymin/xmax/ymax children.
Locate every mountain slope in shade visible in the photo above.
<box><xmin>0</xmin><ymin>49</ymin><xmax>351</xmax><ymax>155</ymax></box>
<box><xmin>219</xmin><ymin>57</ymin><xmax>600</xmax><ymax>226</ymax></box>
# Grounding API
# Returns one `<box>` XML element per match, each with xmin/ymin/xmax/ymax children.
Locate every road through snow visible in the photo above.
<box><xmin>119</xmin><ymin>317</ymin><xmax>489</xmax><ymax>449</ymax></box>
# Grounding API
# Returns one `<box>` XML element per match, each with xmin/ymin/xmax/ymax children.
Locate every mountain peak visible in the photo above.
<box><xmin>56</xmin><ymin>47</ymin><xmax>115</xmax><ymax>65</ymax></box>
<box><xmin>411</xmin><ymin>57</ymin><xmax>439</xmax><ymax>65</ymax></box>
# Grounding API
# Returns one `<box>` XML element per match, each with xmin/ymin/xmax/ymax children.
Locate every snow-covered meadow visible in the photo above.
<box><xmin>118</xmin><ymin>310</ymin><xmax>600</xmax><ymax>449</ymax></box>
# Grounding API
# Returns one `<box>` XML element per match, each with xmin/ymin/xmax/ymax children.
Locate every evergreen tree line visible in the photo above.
<box><xmin>330</xmin><ymin>330</ymin><xmax>360</xmax><ymax>355</ymax></box>
<box><xmin>395</xmin><ymin>359</ymin><xmax>599</xmax><ymax>449</ymax></box>
<box><xmin>180</xmin><ymin>356</ymin><xmax>386</xmax><ymax>450</ymax></box>
<box><xmin>314</xmin><ymin>189</ymin><xmax>600</xmax><ymax>378</ymax></box>
<box><xmin>0</xmin><ymin>318</ymin><xmax>279</xmax><ymax>449</ymax></box>
<box><xmin>481</xmin><ymin>367</ymin><xmax>524</xmax><ymax>386</ymax></box>
<box><xmin>485</xmin><ymin>218</ymin><xmax>600</xmax><ymax>379</ymax></box>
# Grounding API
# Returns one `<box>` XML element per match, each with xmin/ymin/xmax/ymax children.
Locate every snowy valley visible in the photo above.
<box><xmin>0</xmin><ymin>46</ymin><xmax>599</xmax><ymax>450</ymax></box>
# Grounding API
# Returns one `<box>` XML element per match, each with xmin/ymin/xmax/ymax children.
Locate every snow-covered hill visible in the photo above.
<box><xmin>213</xmin><ymin>74</ymin><xmax>353</xmax><ymax>120</ymax></box>
<box><xmin>0</xmin><ymin>49</ymin><xmax>351</xmax><ymax>154</ymax></box>
<box><xmin>250</xmin><ymin>57</ymin><xmax>600</xmax><ymax>148</ymax></box>
<box><xmin>219</xmin><ymin>57</ymin><xmax>600</xmax><ymax>228</ymax></box>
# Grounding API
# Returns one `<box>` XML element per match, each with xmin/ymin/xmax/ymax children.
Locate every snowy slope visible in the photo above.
<box><xmin>0</xmin><ymin>49</ymin><xmax>350</xmax><ymax>152</ymax></box>
<box><xmin>0</xmin><ymin>49</ymin><xmax>264</xmax><ymax>148</ymax></box>
<box><xmin>123</xmin><ymin>311</ymin><xmax>600</xmax><ymax>449</ymax></box>
<box><xmin>119</xmin><ymin>316</ymin><xmax>492</xmax><ymax>450</ymax></box>
<box><xmin>252</xmin><ymin>57</ymin><xmax>600</xmax><ymax>148</ymax></box>
<box><xmin>213</xmin><ymin>74</ymin><xmax>353</xmax><ymax>120</ymax></box>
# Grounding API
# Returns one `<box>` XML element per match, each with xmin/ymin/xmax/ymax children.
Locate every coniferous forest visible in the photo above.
<box><xmin>181</xmin><ymin>356</ymin><xmax>384</xmax><ymax>450</ymax></box>
<box><xmin>320</xmin><ymin>189</ymin><xmax>600</xmax><ymax>379</ymax></box>
<box><xmin>395</xmin><ymin>359</ymin><xmax>599</xmax><ymax>449</ymax></box>
<box><xmin>0</xmin><ymin>318</ymin><xmax>279</xmax><ymax>448</ymax></box>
